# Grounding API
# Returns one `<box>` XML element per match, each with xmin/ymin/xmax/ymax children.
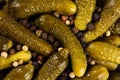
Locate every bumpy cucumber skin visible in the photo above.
<box><xmin>87</xmin><ymin>41</ymin><xmax>120</xmax><ymax>64</ymax></box>
<box><xmin>4</xmin><ymin>63</ymin><xmax>34</xmax><ymax>80</ymax></box>
<box><xmin>0</xmin><ymin>10</ymin><xmax>53</xmax><ymax>56</ymax></box>
<box><xmin>103</xmin><ymin>35</ymin><xmax>120</xmax><ymax>47</ymax></box>
<box><xmin>0</xmin><ymin>35</ymin><xmax>13</xmax><ymax>51</ymax></box>
<box><xmin>35</xmin><ymin>14</ymin><xmax>87</xmax><ymax>77</ymax></box>
<box><xmin>95</xmin><ymin>60</ymin><xmax>118</xmax><ymax>70</ymax></box>
<box><xmin>72</xmin><ymin>65</ymin><xmax>109</xmax><ymax>80</ymax></box>
<box><xmin>10</xmin><ymin>0</ymin><xmax>76</xmax><ymax>18</ymax></box>
<box><xmin>35</xmin><ymin>49</ymin><xmax>69</xmax><ymax>80</ymax></box>
<box><xmin>75</xmin><ymin>0</ymin><xmax>96</xmax><ymax>30</ymax></box>
<box><xmin>0</xmin><ymin>51</ymin><xmax>31</xmax><ymax>70</ymax></box>
<box><xmin>84</xmin><ymin>0</ymin><xmax>120</xmax><ymax>42</ymax></box>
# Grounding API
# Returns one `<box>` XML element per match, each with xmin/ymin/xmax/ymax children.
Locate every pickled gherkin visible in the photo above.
<box><xmin>9</xmin><ymin>0</ymin><xmax>77</xmax><ymax>18</ymax></box>
<box><xmin>35</xmin><ymin>49</ymin><xmax>69</xmax><ymax>80</ymax></box>
<box><xmin>75</xmin><ymin>0</ymin><xmax>96</xmax><ymax>30</ymax></box>
<box><xmin>0</xmin><ymin>35</ymin><xmax>13</xmax><ymax>51</ymax></box>
<box><xmin>0</xmin><ymin>10</ymin><xmax>53</xmax><ymax>56</ymax></box>
<box><xmin>35</xmin><ymin>14</ymin><xmax>87</xmax><ymax>77</ymax></box>
<box><xmin>87</xmin><ymin>41</ymin><xmax>120</xmax><ymax>64</ymax></box>
<box><xmin>0</xmin><ymin>50</ymin><xmax>31</xmax><ymax>70</ymax></box>
<box><xmin>94</xmin><ymin>60</ymin><xmax>118</xmax><ymax>70</ymax></box>
<box><xmin>84</xmin><ymin>0</ymin><xmax>120</xmax><ymax>42</ymax></box>
<box><xmin>71</xmin><ymin>65</ymin><xmax>109</xmax><ymax>80</ymax></box>
<box><xmin>4</xmin><ymin>63</ymin><xmax>34</xmax><ymax>80</ymax></box>
<box><xmin>102</xmin><ymin>35</ymin><xmax>120</xmax><ymax>47</ymax></box>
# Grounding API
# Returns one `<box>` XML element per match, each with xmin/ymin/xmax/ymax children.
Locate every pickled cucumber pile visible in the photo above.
<box><xmin>0</xmin><ymin>0</ymin><xmax>120</xmax><ymax>80</ymax></box>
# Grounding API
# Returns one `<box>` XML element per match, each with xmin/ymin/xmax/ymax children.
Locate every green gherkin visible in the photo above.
<box><xmin>71</xmin><ymin>65</ymin><xmax>109</xmax><ymax>80</ymax></box>
<box><xmin>87</xmin><ymin>41</ymin><xmax>120</xmax><ymax>64</ymax></box>
<box><xmin>102</xmin><ymin>34</ymin><xmax>120</xmax><ymax>47</ymax></box>
<box><xmin>9</xmin><ymin>0</ymin><xmax>77</xmax><ymax>18</ymax></box>
<box><xmin>0</xmin><ymin>50</ymin><xmax>31</xmax><ymax>70</ymax></box>
<box><xmin>0</xmin><ymin>10</ymin><xmax>53</xmax><ymax>56</ymax></box>
<box><xmin>35</xmin><ymin>49</ymin><xmax>69</xmax><ymax>80</ymax></box>
<box><xmin>75</xmin><ymin>0</ymin><xmax>96</xmax><ymax>30</ymax></box>
<box><xmin>94</xmin><ymin>60</ymin><xmax>118</xmax><ymax>70</ymax></box>
<box><xmin>35</xmin><ymin>14</ymin><xmax>87</xmax><ymax>77</ymax></box>
<box><xmin>4</xmin><ymin>63</ymin><xmax>34</xmax><ymax>80</ymax></box>
<box><xmin>84</xmin><ymin>0</ymin><xmax>120</xmax><ymax>42</ymax></box>
<box><xmin>0</xmin><ymin>35</ymin><xmax>13</xmax><ymax>51</ymax></box>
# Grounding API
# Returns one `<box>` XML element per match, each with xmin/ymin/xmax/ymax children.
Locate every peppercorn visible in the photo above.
<box><xmin>16</xmin><ymin>44</ymin><xmax>22</xmax><ymax>51</ymax></box>
<box><xmin>31</xmin><ymin>52</ymin><xmax>38</xmax><ymax>59</ymax></box>
<box><xmin>9</xmin><ymin>48</ymin><xmax>16</xmax><ymax>55</ymax></box>
<box><xmin>37</xmin><ymin>55</ymin><xmax>43</xmax><ymax>62</ymax></box>
<box><xmin>22</xmin><ymin>45</ymin><xmax>29</xmax><ymax>51</ymax></box>
<box><xmin>41</xmin><ymin>32</ymin><xmax>48</xmax><ymax>40</ymax></box>
<box><xmin>48</xmin><ymin>35</ymin><xmax>55</xmax><ymax>43</ymax></box>
<box><xmin>12</xmin><ymin>61</ymin><xmax>19</xmax><ymax>67</ymax></box>
<box><xmin>19</xmin><ymin>19</ymin><xmax>30</xmax><ymax>27</ymax></box>
<box><xmin>105</xmin><ymin>30</ymin><xmax>111</xmax><ymax>37</ymax></box>
<box><xmin>65</xmin><ymin>20</ymin><xmax>71</xmax><ymax>25</ymax></box>
<box><xmin>1</xmin><ymin>51</ymin><xmax>8</xmax><ymax>58</ymax></box>
<box><xmin>76</xmin><ymin>31</ymin><xmax>83</xmax><ymax>38</ymax></box>
<box><xmin>30</xmin><ymin>25</ymin><xmax>37</xmax><ymax>32</ymax></box>
<box><xmin>69</xmin><ymin>72</ymin><xmax>75</xmax><ymax>79</ymax></box>
<box><xmin>90</xmin><ymin>60</ymin><xmax>96</xmax><ymax>65</ymax></box>
<box><xmin>53</xmin><ymin>12</ymin><xmax>60</xmax><ymax>18</ymax></box>
<box><xmin>61</xmin><ymin>16</ymin><xmax>68</xmax><ymax>21</ymax></box>
<box><xmin>72</xmin><ymin>27</ymin><xmax>79</xmax><ymax>34</ymax></box>
<box><xmin>87</xmin><ymin>23</ymin><xmax>95</xmax><ymax>31</ymax></box>
<box><xmin>92</xmin><ymin>12</ymin><xmax>100</xmax><ymax>21</ymax></box>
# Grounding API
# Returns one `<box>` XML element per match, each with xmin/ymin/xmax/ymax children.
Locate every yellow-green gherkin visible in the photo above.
<box><xmin>72</xmin><ymin>65</ymin><xmax>109</xmax><ymax>80</ymax></box>
<box><xmin>94</xmin><ymin>60</ymin><xmax>118</xmax><ymax>70</ymax></box>
<box><xmin>87</xmin><ymin>41</ymin><xmax>120</xmax><ymax>64</ymax></box>
<box><xmin>0</xmin><ymin>10</ymin><xmax>53</xmax><ymax>56</ymax></box>
<box><xmin>0</xmin><ymin>51</ymin><xmax>31</xmax><ymax>70</ymax></box>
<box><xmin>35</xmin><ymin>49</ymin><xmax>69</xmax><ymax>80</ymax></box>
<box><xmin>75</xmin><ymin>0</ymin><xmax>96</xmax><ymax>30</ymax></box>
<box><xmin>10</xmin><ymin>0</ymin><xmax>77</xmax><ymax>18</ymax></box>
<box><xmin>35</xmin><ymin>14</ymin><xmax>87</xmax><ymax>77</ymax></box>
<box><xmin>84</xmin><ymin>0</ymin><xmax>120</xmax><ymax>42</ymax></box>
<box><xmin>102</xmin><ymin>35</ymin><xmax>120</xmax><ymax>47</ymax></box>
<box><xmin>4</xmin><ymin>63</ymin><xmax>34</xmax><ymax>80</ymax></box>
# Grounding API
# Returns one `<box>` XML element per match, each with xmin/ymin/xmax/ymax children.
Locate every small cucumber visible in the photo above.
<box><xmin>95</xmin><ymin>60</ymin><xmax>118</xmax><ymax>70</ymax></box>
<box><xmin>35</xmin><ymin>49</ymin><xmax>69</xmax><ymax>80</ymax></box>
<box><xmin>87</xmin><ymin>41</ymin><xmax>120</xmax><ymax>64</ymax></box>
<box><xmin>72</xmin><ymin>65</ymin><xmax>109</xmax><ymax>80</ymax></box>
<box><xmin>0</xmin><ymin>10</ymin><xmax>53</xmax><ymax>56</ymax></box>
<box><xmin>102</xmin><ymin>34</ymin><xmax>120</xmax><ymax>47</ymax></box>
<box><xmin>0</xmin><ymin>50</ymin><xmax>31</xmax><ymax>70</ymax></box>
<box><xmin>10</xmin><ymin>0</ymin><xmax>76</xmax><ymax>18</ymax></box>
<box><xmin>75</xmin><ymin>0</ymin><xmax>96</xmax><ymax>30</ymax></box>
<box><xmin>4</xmin><ymin>63</ymin><xmax>34</xmax><ymax>80</ymax></box>
<box><xmin>35</xmin><ymin>14</ymin><xmax>87</xmax><ymax>77</ymax></box>
<box><xmin>84</xmin><ymin>0</ymin><xmax>120</xmax><ymax>42</ymax></box>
